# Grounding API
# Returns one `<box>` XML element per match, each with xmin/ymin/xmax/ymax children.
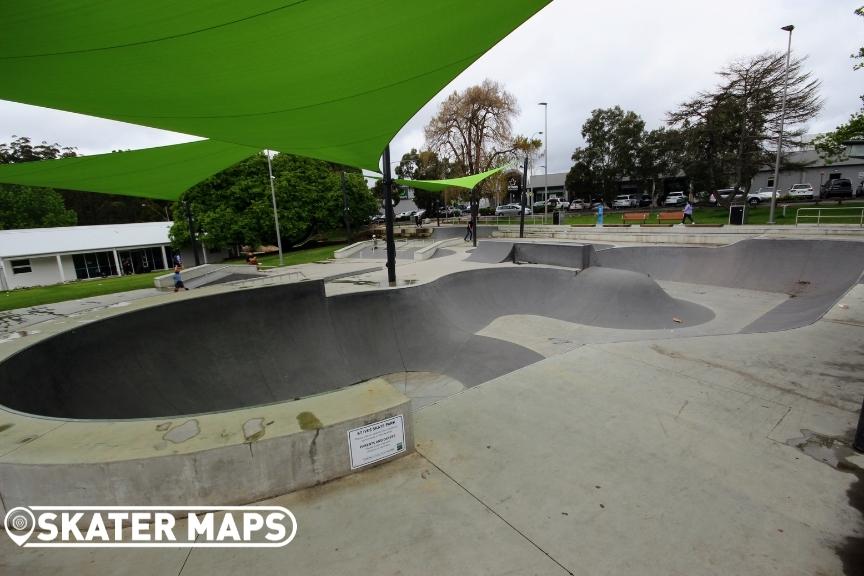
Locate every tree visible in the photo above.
<box><xmin>170</xmin><ymin>153</ymin><xmax>378</xmax><ymax>251</ymax></box>
<box><xmin>633</xmin><ymin>128</ymin><xmax>680</xmax><ymax>206</ymax></box>
<box><xmin>814</xmin><ymin>6</ymin><xmax>863</xmax><ymax>160</ymax></box>
<box><xmin>424</xmin><ymin>80</ymin><xmax>519</xmax><ymax>177</ymax></box>
<box><xmin>566</xmin><ymin>107</ymin><xmax>646</xmax><ymax>202</ymax></box>
<box><xmin>669</xmin><ymin>52</ymin><xmax>822</xmax><ymax>205</ymax></box>
<box><xmin>0</xmin><ymin>184</ymin><xmax>77</xmax><ymax>229</ymax></box>
<box><xmin>395</xmin><ymin>148</ymin><xmax>453</xmax><ymax>211</ymax></box>
<box><xmin>0</xmin><ymin>136</ymin><xmax>79</xmax><ymax>229</ymax></box>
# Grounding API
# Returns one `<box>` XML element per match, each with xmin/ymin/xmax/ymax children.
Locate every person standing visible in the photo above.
<box><xmin>464</xmin><ymin>219</ymin><xmax>474</xmax><ymax>242</ymax></box>
<box><xmin>173</xmin><ymin>265</ymin><xmax>189</xmax><ymax>292</ymax></box>
<box><xmin>682</xmin><ymin>201</ymin><xmax>695</xmax><ymax>224</ymax></box>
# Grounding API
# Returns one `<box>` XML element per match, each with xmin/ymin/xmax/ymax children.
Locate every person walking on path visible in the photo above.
<box><xmin>173</xmin><ymin>265</ymin><xmax>189</xmax><ymax>292</ymax></box>
<box><xmin>682</xmin><ymin>201</ymin><xmax>695</xmax><ymax>224</ymax></box>
<box><xmin>464</xmin><ymin>219</ymin><xmax>474</xmax><ymax>242</ymax></box>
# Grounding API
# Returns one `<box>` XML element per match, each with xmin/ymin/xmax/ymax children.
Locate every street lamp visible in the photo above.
<box><xmin>768</xmin><ymin>25</ymin><xmax>794</xmax><ymax>224</ymax></box>
<box><xmin>539</xmin><ymin>102</ymin><xmax>548</xmax><ymax>220</ymax></box>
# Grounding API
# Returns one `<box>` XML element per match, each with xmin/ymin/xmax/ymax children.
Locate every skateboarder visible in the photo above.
<box><xmin>173</xmin><ymin>265</ymin><xmax>189</xmax><ymax>292</ymax></box>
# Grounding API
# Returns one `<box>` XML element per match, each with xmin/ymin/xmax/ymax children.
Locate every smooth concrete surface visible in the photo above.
<box><xmin>0</xmin><ymin>266</ymin><xmax>712</xmax><ymax>419</ymax></box>
<box><xmin>1</xmin><ymin>232</ymin><xmax>863</xmax><ymax>576</ymax></box>
<box><xmin>2</xmin><ymin>282</ymin><xmax>861</xmax><ymax>576</ymax></box>
<box><xmin>0</xmin><ymin>379</ymin><xmax>412</xmax><ymax>512</ymax></box>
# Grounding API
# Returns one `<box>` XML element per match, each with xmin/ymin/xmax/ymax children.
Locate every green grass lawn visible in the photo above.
<box><xmin>0</xmin><ymin>270</ymin><xmax>165</xmax><ymax>312</ymax></box>
<box><xmin>1</xmin><ymin>243</ymin><xmax>350</xmax><ymax>313</ymax></box>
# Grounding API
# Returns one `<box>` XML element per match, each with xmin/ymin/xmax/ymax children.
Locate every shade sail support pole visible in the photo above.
<box><xmin>382</xmin><ymin>145</ymin><xmax>397</xmax><ymax>286</ymax></box>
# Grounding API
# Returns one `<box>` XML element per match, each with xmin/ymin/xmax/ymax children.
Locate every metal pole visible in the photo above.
<box><xmin>382</xmin><ymin>145</ymin><xmax>397</xmax><ymax>285</ymax></box>
<box><xmin>768</xmin><ymin>25</ymin><xmax>794</xmax><ymax>225</ymax></box>
<box><xmin>540</xmin><ymin>102</ymin><xmax>548</xmax><ymax>220</ymax></box>
<box><xmin>266</xmin><ymin>150</ymin><xmax>284</xmax><ymax>266</ymax></box>
<box><xmin>341</xmin><ymin>171</ymin><xmax>352</xmax><ymax>240</ymax></box>
<box><xmin>471</xmin><ymin>183</ymin><xmax>478</xmax><ymax>248</ymax></box>
<box><xmin>519</xmin><ymin>155</ymin><xmax>528</xmax><ymax>238</ymax></box>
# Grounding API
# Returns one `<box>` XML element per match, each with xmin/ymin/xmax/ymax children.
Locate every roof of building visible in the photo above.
<box><xmin>527</xmin><ymin>172</ymin><xmax>567</xmax><ymax>188</ymax></box>
<box><xmin>758</xmin><ymin>149</ymin><xmax>864</xmax><ymax>172</ymax></box>
<box><xmin>0</xmin><ymin>222</ymin><xmax>172</xmax><ymax>259</ymax></box>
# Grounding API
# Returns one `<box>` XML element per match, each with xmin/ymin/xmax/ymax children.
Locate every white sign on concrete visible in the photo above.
<box><xmin>347</xmin><ymin>415</ymin><xmax>405</xmax><ymax>469</ymax></box>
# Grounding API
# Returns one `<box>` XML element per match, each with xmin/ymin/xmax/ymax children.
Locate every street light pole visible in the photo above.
<box><xmin>540</xmin><ymin>102</ymin><xmax>548</xmax><ymax>221</ymax></box>
<box><xmin>265</xmin><ymin>150</ymin><xmax>284</xmax><ymax>266</ymax></box>
<box><xmin>768</xmin><ymin>25</ymin><xmax>794</xmax><ymax>225</ymax></box>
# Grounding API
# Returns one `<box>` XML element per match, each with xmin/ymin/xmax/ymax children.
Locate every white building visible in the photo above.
<box><xmin>0</xmin><ymin>222</ymin><xmax>175</xmax><ymax>290</ymax></box>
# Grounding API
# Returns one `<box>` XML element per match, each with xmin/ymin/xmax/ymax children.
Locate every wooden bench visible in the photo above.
<box><xmin>622</xmin><ymin>212</ymin><xmax>649</xmax><ymax>224</ymax></box>
<box><xmin>658</xmin><ymin>211</ymin><xmax>684</xmax><ymax>223</ymax></box>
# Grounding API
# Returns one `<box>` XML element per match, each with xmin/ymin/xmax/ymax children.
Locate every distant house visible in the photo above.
<box><xmin>0</xmin><ymin>222</ymin><xmax>175</xmax><ymax>290</ymax></box>
<box><xmin>751</xmin><ymin>150</ymin><xmax>864</xmax><ymax>192</ymax></box>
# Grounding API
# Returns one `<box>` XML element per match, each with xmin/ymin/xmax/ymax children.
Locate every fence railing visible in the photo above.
<box><xmin>795</xmin><ymin>207</ymin><xmax>864</xmax><ymax>227</ymax></box>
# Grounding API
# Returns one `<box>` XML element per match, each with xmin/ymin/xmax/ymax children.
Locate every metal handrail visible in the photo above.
<box><xmin>795</xmin><ymin>207</ymin><xmax>864</xmax><ymax>227</ymax></box>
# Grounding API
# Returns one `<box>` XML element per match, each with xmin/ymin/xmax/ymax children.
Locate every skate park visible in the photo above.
<box><xmin>1</xmin><ymin>227</ymin><xmax>864</xmax><ymax>574</ymax></box>
<box><xmin>1</xmin><ymin>1</ymin><xmax>864</xmax><ymax>574</ymax></box>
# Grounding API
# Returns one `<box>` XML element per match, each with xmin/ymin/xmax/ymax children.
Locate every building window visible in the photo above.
<box><xmin>10</xmin><ymin>259</ymin><xmax>31</xmax><ymax>274</ymax></box>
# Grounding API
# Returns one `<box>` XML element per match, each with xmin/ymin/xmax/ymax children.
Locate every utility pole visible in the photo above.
<box><xmin>266</xmin><ymin>150</ymin><xmax>284</xmax><ymax>266</ymax></box>
<box><xmin>519</xmin><ymin>155</ymin><xmax>528</xmax><ymax>238</ymax></box>
<box><xmin>768</xmin><ymin>25</ymin><xmax>794</xmax><ymax>224</ymax></box>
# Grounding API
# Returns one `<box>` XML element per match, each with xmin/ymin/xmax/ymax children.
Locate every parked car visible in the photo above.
<box><xmin>708</xmin><ymin>188</ymin><xmax>737</xmax><ymax>204</ymax></box>
<box><xmin>613</xmin><ymin>194</ymin><xmax>639</xmax><ymax>208</ymax></box>
<box><xmin>371</xmin><ymin>214</ymin><xmax>386</xmax><ymax>224</ymax></box>
<box><xmin>568</xmin><ymin>200</ymin><xmax>586</xmax><ymax>211</ymax></box>
<box><xmin>495</xmin><ymin>203</ymin><xmax>531</xmax><ymax>216</ymax></box>
<box><xmin>821</xmin><ymin>178</ymin><xmax>853</xmax><ymax>199</ymax></box>
<box><xmin>857</xmin><ymin>182</ymin><xmax>864</xmax><ymax>198</ymax></box>
<box><xmin>746</xmin><ymin>187</ymin><xmax>776</xmax><ymax>205</ymax></box>
<box><xmin>436</xmin><ymin>206</ymin><xmax>462</xmax><ymax>217</ymax></box>
<box><xmin>787</xmin><ymin>183</ymin><xmax>814</xmax><ymax>199</ymax></box>
<box><xmin>639</xmin><ymin>194</ymin><xmax>652</xmax><ymax>207</ymax></box>
<box><xmin>664</xmin><ymin>191</ymin><xmax>687</xmax><ymax>206</ymax></box>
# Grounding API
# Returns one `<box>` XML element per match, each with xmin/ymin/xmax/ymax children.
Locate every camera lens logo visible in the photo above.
<box><xmin>4</xmin><ymin>507</ymin><xmax>35</xmax><ymax>547</ymax></box>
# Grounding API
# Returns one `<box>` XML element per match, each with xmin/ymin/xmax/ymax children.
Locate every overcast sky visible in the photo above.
<box><xmin>1</xmin><ymin>0</ymin><xmax>861</xmax><ymax>178</ymax></box>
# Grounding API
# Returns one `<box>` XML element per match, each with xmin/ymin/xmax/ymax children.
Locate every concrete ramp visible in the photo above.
<box><xmin>592</xmin><ymin>238</ymin><xmax>864</xmax><ymax>332</ymax></box>
<box><xmin>466</xmin><ymin>241</ymin><xmax>515</xmax><ymax>263</ymax></box>
<box><xmin>0</xmin><ymin>267</ymin><xmax>713</xmax><ymax>420</ymax></box>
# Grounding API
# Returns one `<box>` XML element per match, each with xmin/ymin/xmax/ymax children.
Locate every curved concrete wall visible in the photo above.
<box><xmin>591</xmin><ymin>239</ymin><xmax>864</xmax><ymax>332</ymax></box>
<box><xmin>0</xmin><ymin>267</ymin><xmax>711</xmax><ymax>420</ymax></box>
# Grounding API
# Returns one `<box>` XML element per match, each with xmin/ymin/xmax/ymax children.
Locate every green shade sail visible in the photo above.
<box><xmin>394</xmin><ymin>166</ymin><xmax>505</xmax><ymax>191</ymax></box>
<box><xmin>0</xmin><ymin>140</ymin><xmax>258</xmax><ymax>200</ymax></box>
<box><xmin>0</xmin><ymin>1</ymin><xmax>550</xmax><ymax>172</ymax></box>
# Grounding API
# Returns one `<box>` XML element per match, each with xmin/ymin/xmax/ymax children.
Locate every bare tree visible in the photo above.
<box><xmin>424</xmin><ymin>79</ymin><xmax>520</xmax><ymax>177</ymax></box>
<box><xmin>668</xmin><ymin>52</ymin><xmax>822</xmax><ymax>205</ymax></box>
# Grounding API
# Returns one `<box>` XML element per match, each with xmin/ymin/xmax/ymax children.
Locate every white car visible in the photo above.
<box><xmin>495</xmin><ymin>204</ymin><xmax>531</xmax><ymax>216</ymax></box>
<box><xmin>787</xmin><ymin>183</ymin><xmax>814</xmax><ymax>199</ymax></box>
<box><xmin>746</xmin><ymin>187</ymin><xmax>776</xmax><ymax>205</ymax></box>
<box><xmin>613</xmin><ymin>194</ymin><xmax>639</xmax><ymax>208</ymax></box>
<box><xmin>664</xmin><ymin>192</ymin><xmax>686</xmax><ymax>206</ymax></box>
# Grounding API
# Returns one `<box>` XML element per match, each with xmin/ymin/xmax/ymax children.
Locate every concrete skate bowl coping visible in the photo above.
<box><xmin>0</xmin><ymin>267</ymin><xmax>713</xmax><ymax>421</ymax></box>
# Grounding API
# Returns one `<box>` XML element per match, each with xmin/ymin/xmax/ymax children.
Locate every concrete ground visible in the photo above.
<box><xmin>1</xmin><ymin>233</ymin><xmax>863</xmax><ymax>575</ymax></box>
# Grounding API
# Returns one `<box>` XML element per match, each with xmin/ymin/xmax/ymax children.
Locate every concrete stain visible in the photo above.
<box><xmin>297</xmin><ymin>411</ymin><xmax>324</xmax><ymax>430</ymax></box>
<box><xmin>0</xmin><ymin>423</ymin><xmax>13</xmax><ymax>433</ymax></box>
<box><xmin>242</xmin><ymin>418</ymin><xmax>266</xmax><ymax>442</ymax></box>
<box><xmin>162</xmin><ymin>419</ymin><xmax>200</xmax><ymax>444</ymax></box>
<box><xmin>786</xmin><ymin>429</ymin><xmax>863</xmax><ymax>575</ymax></box>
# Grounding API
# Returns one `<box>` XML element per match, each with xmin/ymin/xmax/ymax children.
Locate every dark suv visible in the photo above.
<box><xmin>821</xmin><ymin>178</ymin><xmax>853</xmax><ymax>199</ymax></box>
